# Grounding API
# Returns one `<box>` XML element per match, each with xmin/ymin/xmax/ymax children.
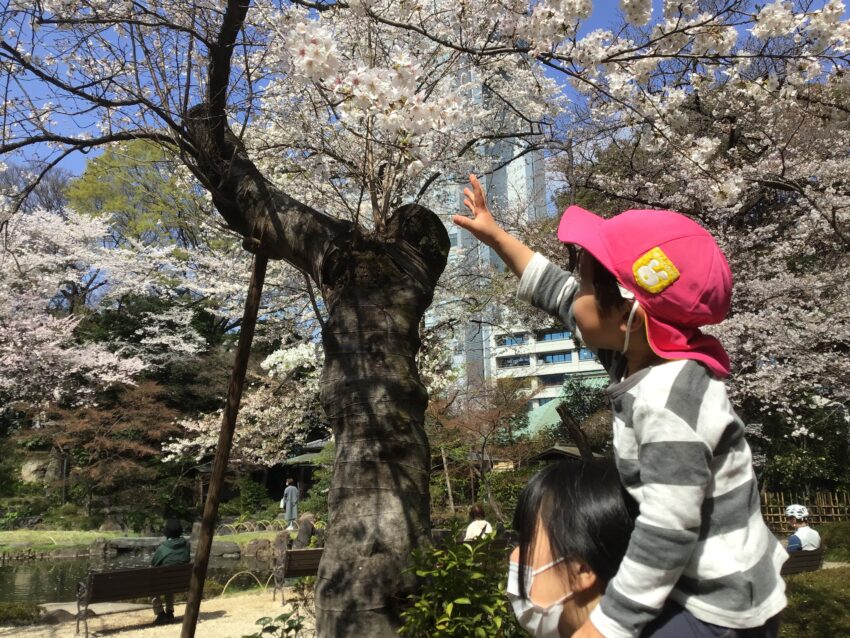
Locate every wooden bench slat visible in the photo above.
<box><xmin>780</xmin><ymin>548</ymin><xmax>824</xmax><ymax>576</ymax></box>
<box><xmin>86</xmin><ymin>563</ymin><xmax>193</xmax><ymax>604</ymax></box>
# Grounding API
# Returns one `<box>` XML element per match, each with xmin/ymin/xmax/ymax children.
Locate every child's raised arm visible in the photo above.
<box><xmin>452</xmin><ymin>174</ymin><xmax>534</xmax><ymax>278</ymax></box>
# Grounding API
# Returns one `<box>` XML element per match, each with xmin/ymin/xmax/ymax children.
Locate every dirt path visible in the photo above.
<box><xmin>1</xmin><ymin>590</ymin><xmax>314</xmax><ymax>638</ymax></box>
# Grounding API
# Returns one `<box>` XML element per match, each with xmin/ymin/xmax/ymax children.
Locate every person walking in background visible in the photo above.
<box><xmin>281</xmin><ymin>478</ymin><xmax>299</xmax><ymax>531</ymax></box>
<box><xmin>785</xmin><ymin>504</ymin><xmax>821</xmax><ymax>552</ymax></box>
<box><xmin>151</xmin><ymin>518</ymin><xmax>190</xmax><ymax>625</ymax></box>
<box><xmin>464</xmin><ymin>503</ymin><xmax>493</xmax><ymax>541</ymax></box>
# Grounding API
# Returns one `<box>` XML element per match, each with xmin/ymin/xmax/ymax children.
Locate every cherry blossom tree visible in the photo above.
<box><xmin>0</xmin><ymin>207</ymin><xmax>146</xmax><ymax>414</ymax></box>
<box><xmin>163</xmin><ymin>341</ymin><xmax>327</xmax><ymax>466</ymax></box>
<box><xmin>364</xmin><ymin>0</ymin><xmax>849</xmax><ymax>463</ymax></box>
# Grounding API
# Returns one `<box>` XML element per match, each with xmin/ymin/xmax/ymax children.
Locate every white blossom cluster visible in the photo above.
<box><xmin>261</xmin><ymin>341</ymin><xmax>323</xmax><ymax>379</ymax></box>
<box><xmin>162</xmin><ymin>363</ymin><xmax>326</xmax><ymax>468</ymax></box>
<box><xmin>620</xmin><ymin>0</ymin><xmax>652</xmax><ymax>27</ymax></box>
<box><xmin>286</xmin><ymin>20</ymin><xmax>340</xmax><ymax>83</ymax></box>
<box><xmin>0</xmin><ymin>209</ymin><xmax>146</xmax><ymax>411</ymax></box>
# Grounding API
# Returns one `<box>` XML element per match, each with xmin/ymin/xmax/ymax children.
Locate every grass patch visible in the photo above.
<box><xmin>781</xmin><ymin>566</ymin><xmax>850</xmax><ymax>637</ymax></box>
<box><xmin>820</xmin><ymin>521</ymin><xmax>850</xmax><ymax>563</ymax></box>
<box><xmin>0</xmin><ymin>529</ymin><xmax>130</xmax><ymax>554</ymax></box>
<box><xmin>0</xmin><ymin>602</ymin><xmax>42</xmax><ymax>627</ymax></box>
<box><xmin>220</xmin><ymin>530</ymin><xmax>281</xmax><ymax>548</ymax></box>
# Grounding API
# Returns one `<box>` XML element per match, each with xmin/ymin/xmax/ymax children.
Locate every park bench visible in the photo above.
<box><xmin>272</xmin><ymin>547</ymin><xmax>324</xmax><ymax>603</ymax></box>
<box><xmin>270</xmin><ymin>532</ymin><xmax>516</xmax><ymax>604</ymax></box>
<box><xmin>76</xmin><ymin>562</ymin><xmax>193</xmax><ymax>638</ymax></box>
<box><xmin>780</xmin><ymin>547</ymin><xmax>824</xmax><ymax>576</ymax></box>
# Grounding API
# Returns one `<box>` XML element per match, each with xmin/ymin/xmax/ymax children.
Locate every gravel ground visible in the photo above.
<box><xmin>1</xmin><ymin>590</ymin><xmax>314</xmax><ymax>638</ymax></box>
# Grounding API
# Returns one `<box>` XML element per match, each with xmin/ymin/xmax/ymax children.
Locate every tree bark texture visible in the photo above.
<box><xmin>186</xmin><ymin>110</ymin><xmax>450</xmax><ymax>637</ymax></box>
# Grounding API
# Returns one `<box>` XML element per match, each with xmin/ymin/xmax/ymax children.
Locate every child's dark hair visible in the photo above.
<box><xmin>586</xmin><ymin>251</ymin><xmax>625</xmax><ymax>315</ymax></box>
<box><xmin>469</xmin><ymin>503</ymin><xmax>486</xmax><ymax>521</ymax></box>
<box><xmin>512</xmin><ymin>459</ymin><xmax>638</xmax><ymax>600</ymax></box>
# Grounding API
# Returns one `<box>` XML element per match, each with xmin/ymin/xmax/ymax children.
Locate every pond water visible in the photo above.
<box><xmin>0</xmin><ymin>552</ymin><xmax>274</xmax><ymax>604</ymax></box>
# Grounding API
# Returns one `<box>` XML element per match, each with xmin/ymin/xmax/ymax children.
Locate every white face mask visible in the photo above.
<box><xmin>506</xmin><ymin>559</ymin><xmax>575</xmax><ymax>638</ymax></box>
<box><xmin>617</xmin><ymin>284</ymin><xmax>640</xmax><ymax>354</ymax></box>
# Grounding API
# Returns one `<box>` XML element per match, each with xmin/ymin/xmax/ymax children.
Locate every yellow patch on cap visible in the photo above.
<box><xmin>632</xmin><ymin>247</ymin><xmax>680</xmax><ymax>294</ymax></box>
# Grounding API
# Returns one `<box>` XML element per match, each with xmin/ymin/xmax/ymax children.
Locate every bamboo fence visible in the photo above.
<box><xmin>761</xmin><ymin>491</ymin><xmax>850</xmax><ymax>534</ymax></box>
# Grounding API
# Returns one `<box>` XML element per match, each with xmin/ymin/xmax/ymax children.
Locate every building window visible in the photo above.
<box><xmin>496</xmin><ymin>333</ymin><xmax>528</xmax><ymax>346</ymax></box>
<box><xmin>536</xmin><ymin>328</ymin><xmax>572</xmax><ymax>341</ymax></box>
<box><xmin>538</xmin><ymin>351</ymin><xmax>572</xmax><ymax>364</ymax></box>
<box><xmin>538</xmin><ymin>373</ymin><xmax>566</xmax><ymax>387</ymax></box>
<box><xmin>579</xmin><ymin>348</ymin><xmax>596</xmax><ymax>361</ymax></box>
<box><xmin>537</xmin><ymin>397</ymin><xmax>554</xmax><ymax>407</ymax></box>
<box><xmin>497</xmin><ymin>355</ymin><xmax>530</xmax><ymax>368</ymax></box>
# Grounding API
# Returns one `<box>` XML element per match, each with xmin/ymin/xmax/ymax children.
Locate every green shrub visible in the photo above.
<box><xmin>0</xmin><ymin>602</ymin><xmax>42</xmax><ymax>626</ymax></box>
<box><xmin>399</xmin><ymin>525</ymin><xmax>524</xmax><ymax>638</ymax></box>
<box><xmin>487</xmin><ymin>464</ymin><xmax>541</xmax><ymax>520</ymax></box>
<box><xmin>243</xmin><ymin>609</ymin><xmax>307</xmax><ymax>638</ymax></box>
<box><xmin>299</xmin><ymin>443</ymin><xmax>334</xmax><ymax>521</ymax></box>
<box><xmin>820</xmin><ymin>521</ymin><xmax>850</xmax><ymax>563</ymax></box>
<box><xmin>781</xmin><ymin>566</ymin><xmax>850</xmax><ymax>637</ymax></box>
<box><xmin>237</xmin><ymin>476</ymin><xmax>268</xmax><ymax>516</ymax></box>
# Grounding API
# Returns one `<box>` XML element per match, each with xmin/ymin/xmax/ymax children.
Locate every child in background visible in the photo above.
<box><xmin>464</xmin><ymin>503</ymin><xmax>493</xmax><ymax>541</ymax></box>
<box><xmin>454</xmin><ymin>175</ymin><xmax>786</xmax><ymax>638</ymax></box>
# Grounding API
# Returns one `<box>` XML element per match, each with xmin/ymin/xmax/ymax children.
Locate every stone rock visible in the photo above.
<box><xmin>209</xmin><ymin>540</ymin><xmax>240</xmax><ymax>557</ymax></box>
<box><xmin>20</xmin><ymin>459</ymin><xmax>50</xmax><ymax>484</ymax></box>
<box><xmin>99</xmin><ymin>517</ymin><xmax>123</xmax><ymax>532</ymax></box>
<box><xmin>42</xmin><ymin>608</ymin><xmax>78</xmax><ymax>624</ymax></box>
<box><xmin>243</xmin><ymin>539</ymin><xmax>271</xmax><ymax>558</ymax></box>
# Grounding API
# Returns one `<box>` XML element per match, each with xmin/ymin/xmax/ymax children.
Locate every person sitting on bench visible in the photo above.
<box><xmin>151</xmin><ymin>518</ymin><xmax>190</xmax><ymax>625</ymax></box>
<box><xmin>785</xmin><ymin>504</ymin><xmax>821</xmax><ymax>552</ymax></box>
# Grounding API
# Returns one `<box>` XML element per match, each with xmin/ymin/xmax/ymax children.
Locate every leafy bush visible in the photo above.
<box><xmin>0</xmin><ymin>602</ymin><xmax>42</xmax><ymax>626</ymax></box>
<box><xmin>781</xmin><ymin>566</ymin><xmax>850</xmax><ymax>637</ymax></box>
<box><xmin>399</xmin><ymin>526</ymin><xmax>523</xmax><ymax>638</ymax></box>
<box><xmin>243</xmin><ymin>610</ymin><xmax>308</xmax><ymax>638</ymax></box>
<box><xmin>486</xmin><ymin>464</ymin><xmax>541</xmax><ymax>521</ymax></box>
<box><xmin>299</xmin><ymin>443</ymin><xmax>334</xmax><ymax>521</ymax></box>
<box><xmin>820</xmin><ymin>521</ymin><xmax>850</xmax><ymax>563</ymax></box>
<box><xmin>237</xmin><ymin>476</ymin><xmax>269</xmax><ymax>516</ymax></box>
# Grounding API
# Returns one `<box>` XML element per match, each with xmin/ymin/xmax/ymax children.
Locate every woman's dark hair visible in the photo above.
<box><xmin>164</xmin><ymin>518</ymin><xmax>183</xmax><ymax>539</ymax></box>
<box><xmin>469</xmin><ymin>504</ymin><xmax>486</xmax><ymax>521</ymax></box>
<box><xmin>512</xmin><ymin>459</ymin><xmax>637</xmax><ymax>599</ymax></box>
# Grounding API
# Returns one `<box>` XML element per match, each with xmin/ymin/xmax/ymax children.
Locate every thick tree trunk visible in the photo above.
<box><xmin>315</xmin><ymin>210</ymin><xmax>449</xmax><ymax>636</ymax></box>
<box><xmin>186</xmin><ymin>111</ymin><xmax>449</xmax><ymax>637</ymax></box>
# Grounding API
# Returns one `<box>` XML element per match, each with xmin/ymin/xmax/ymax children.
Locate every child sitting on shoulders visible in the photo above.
<box><xmin>454</xmin><ymin>175</ymin><xmax>786</xmax><ymax>638</ymax></box>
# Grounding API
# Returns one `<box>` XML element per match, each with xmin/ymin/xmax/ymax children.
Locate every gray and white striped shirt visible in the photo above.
<box><xmin>518</xmin><ymin>253</ymin><xmax>787</xmax><ymax>638</ymax></box>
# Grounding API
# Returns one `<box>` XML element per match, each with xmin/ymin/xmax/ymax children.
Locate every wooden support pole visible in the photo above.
<box><xmin>181</xmin><ymin>254</ymin><xmax>268</xmax><ymax>638</ymax></box>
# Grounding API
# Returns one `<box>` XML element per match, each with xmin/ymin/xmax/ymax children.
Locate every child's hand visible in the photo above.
<box><xmin>572</xmin><ymin>619</ymin><xmax>605</xmax><ymax>638</ymax></box>
<box><xmin>452</xmin><ymin>174</ymin><xmax>500</xmax><ymax>244</ymax></box>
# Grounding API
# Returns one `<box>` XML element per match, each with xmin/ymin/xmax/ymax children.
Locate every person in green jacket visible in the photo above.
<box><xmin>151</xmin><ymin>518</ymin><xmax>190</xmax><ymax>625</ymax></box>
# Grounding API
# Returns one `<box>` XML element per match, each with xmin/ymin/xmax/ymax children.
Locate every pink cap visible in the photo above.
<box><xmin>557</xmin><ymin>205</ymin><xmax>733</xmax><ymax>378</ymax></box>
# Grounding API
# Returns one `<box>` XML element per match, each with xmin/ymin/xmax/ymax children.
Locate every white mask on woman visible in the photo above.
<box><xmin>506</xmin><ymin>559</ymin><xmax>576</xmax><ymax>638</ymax></box>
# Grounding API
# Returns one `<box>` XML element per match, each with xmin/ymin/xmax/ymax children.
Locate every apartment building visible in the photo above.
<box><xmin>489</xmin><ymin>327</ymin><xmax>607</xmax><ymax>410</ymax></box>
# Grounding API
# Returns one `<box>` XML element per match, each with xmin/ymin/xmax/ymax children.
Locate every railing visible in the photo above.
<box><xmin>761</xmin><ymin>491</ymin><xmax>850</xmax><ymax>534</ymax></box>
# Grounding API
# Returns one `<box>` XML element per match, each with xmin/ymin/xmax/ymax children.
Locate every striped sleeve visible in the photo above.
<box><xmin>516</xmin><ymin>252</ymin><xmax>577</xmax><ymax>329</ymax></box>
<box><xmin>595</xmin><ymin>398</ymin><xmax>713</xmax><ymax>636</ymax></box>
